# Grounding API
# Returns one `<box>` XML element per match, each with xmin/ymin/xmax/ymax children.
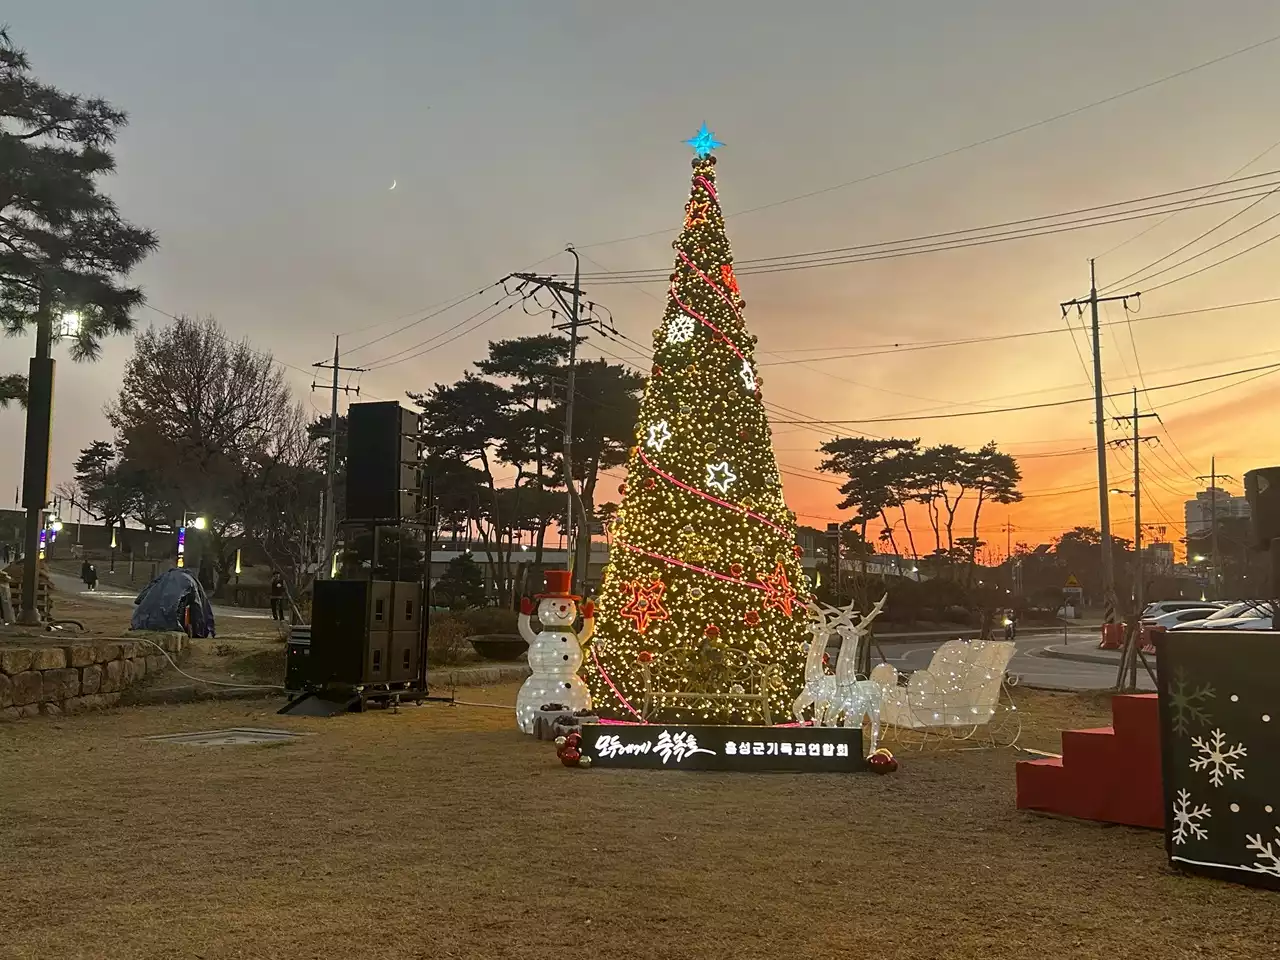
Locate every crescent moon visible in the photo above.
<box><xmin>389</xmin><ymin>179</ymin><xmax>397</xmax><ymax>190</ymax></box>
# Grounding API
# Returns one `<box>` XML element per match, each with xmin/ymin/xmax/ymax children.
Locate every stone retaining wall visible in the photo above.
<box><xmin>0</xmin><ymin>635</ymin><xmax>188</xmax><ymax>720</ymax></box>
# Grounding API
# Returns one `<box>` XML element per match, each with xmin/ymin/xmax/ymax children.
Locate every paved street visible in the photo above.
<box><xmin>875</xmin><ymin>630</ymin><xmax>1155</xmax><ymax>692</ymax></box>
<box><xmin>49</xmin><ymin>572</ymin><xmax>271</xmax><ymax>621</ymax></box>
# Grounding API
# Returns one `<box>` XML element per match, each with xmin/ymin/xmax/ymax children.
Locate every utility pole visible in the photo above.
<box><xmin>511</xmin><ymin>247</ymin><xmax>609</xmax><ymax>595</ymax></box>
<box><xmin>1195</xmin><ymin>457</ymin><xmax>1235</xmax><ymax>600</ymax></box>
<box><xmin>1111</xmin><ymin>387</ymin><xmax>1159</xmax><ymax>692</ymax></box>
<box><xmin>312</xmin><ymin>336</ymin><xmax>364</xmax><ymax>579</ymax></box>
<box><xmin>17</xmin><ymin>285</ymin><xmax>54</xmax><ymax>624</ymax></box>
<box><xmin>1061</xmin><ymin>261</ymin><xmax>1140</xmax><ymax>626</ymax></box>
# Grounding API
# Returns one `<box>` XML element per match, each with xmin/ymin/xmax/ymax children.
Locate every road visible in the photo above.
<box><xmin>49</xmin><ymin>572</ymin><xmax>271</xmax><ymax>621</ymax></box>
<box><xmin>875</xmin><ymin>630</ymin><xmax>1155</xmax><ymax>692</ymax></box>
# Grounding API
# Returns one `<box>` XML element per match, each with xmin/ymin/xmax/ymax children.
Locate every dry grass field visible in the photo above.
<box><xmin>2</xmin><ymin>685</ymin><xmax>1278</xmax><ymax>960</ymax></box>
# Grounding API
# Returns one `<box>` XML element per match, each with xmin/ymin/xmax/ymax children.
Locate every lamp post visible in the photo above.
<box><xmin>177</xmin><ymin>512</ymin><xmax>206</xmax><ymax>569</ymax></box>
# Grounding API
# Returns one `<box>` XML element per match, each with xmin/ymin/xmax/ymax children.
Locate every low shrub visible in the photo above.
<box><xmin>455</xmin><ymin>606</ymin><xmax>519</xmax><ymax>636</ymax></box>
<box><xmin>426</xmin><ymin>614</ymin><xmax>477</xmax><ymax>667</ymax></box>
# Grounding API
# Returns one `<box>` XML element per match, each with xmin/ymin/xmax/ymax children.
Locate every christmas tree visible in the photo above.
<box><xmin>584</xmin><ymin>125</ymin><xmax>812</xmax><ymax>725</ymax></box>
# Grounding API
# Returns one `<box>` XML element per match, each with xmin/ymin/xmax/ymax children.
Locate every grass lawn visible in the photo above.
<box><xmin>1</xmin><ymin>685</ymin><xmax>1277</xmax><ymax>959</ymax></box>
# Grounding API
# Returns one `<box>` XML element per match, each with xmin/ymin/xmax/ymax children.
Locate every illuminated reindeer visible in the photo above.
<box><xmin>792</xmin><ymin>599</ymin><xmax>840</xmax><ymax>724</ymax></box>
<box><xmin>823</xmin><ymin>594</ymin><xmax>889</xmax><ymax>752</ymax></box>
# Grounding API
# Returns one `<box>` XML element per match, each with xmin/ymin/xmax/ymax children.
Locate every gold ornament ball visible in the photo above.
<box><xmin>554</xmin><ymin>736</ymin><xmax>567</xmax><ymax>747</ymax></box>
<box><xmin>578</xmin><ymin>755</ymin><xmax>593</xmax><ymax>768</ymax></box>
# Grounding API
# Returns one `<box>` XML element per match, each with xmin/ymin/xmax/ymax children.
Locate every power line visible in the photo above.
<box><xmin>771</xmin><ymin>360</ymin><xmax>1280</xmax><ymax>424</ymax></box>
<box><xmin>1140</xmin><ymin>224</ymin><xmax>1280</xmax><ymax>295</ymax></box>
<box><xmin>580</xmin><ymin>32</ymin><xmax>1280</xmax><ymax>248</ymax></box>
<box><xmin>575</xmin><ymin>179</ymin><xmax>1280</xmax><ymax>282</ymax></box>
<box><xmin>362</xmin><ymin>294</ymin><xmax>520</xmax><ymax>370</ymax></box>
<box><xmin>756</xmin><ymin>295</ymin><xmax>1280</xmax><ymax>366</ymax></box>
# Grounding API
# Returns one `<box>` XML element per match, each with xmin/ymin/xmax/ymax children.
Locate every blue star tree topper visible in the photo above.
<box><xmin>685</xmin><ymin>123</ymin><xmax>724</xmax><ymax>158</ymax></box>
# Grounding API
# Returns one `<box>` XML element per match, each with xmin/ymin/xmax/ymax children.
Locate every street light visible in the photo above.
<box><xmin>60</xmin><ymin>311</ymin><xmax>81</xmax><ymax>337</ymax></box>
<box><xmin>177</xmin><ymin>512</ymin><xmax>208</xmax><ymax>568</ymax></box>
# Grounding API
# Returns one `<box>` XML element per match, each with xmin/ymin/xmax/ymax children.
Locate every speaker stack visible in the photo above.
<box><xmin>281</xmin><ymin>401</ymin><xmax>433</xmax><ymax>715</ymax></box>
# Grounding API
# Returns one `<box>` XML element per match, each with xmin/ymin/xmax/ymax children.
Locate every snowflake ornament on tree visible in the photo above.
<box><xmin>1190</xmin><ymin>728</ymin><xmax>1247</xmax><ymax>787</ymax></box>
<box><xmin>666</xmin><ymin>315</ymin><xmax>697</xmax><ymax>344</ymax></box>
<box><xmin>1171</xmin><ymin>789</ymin><xmax>1211</xmax><ymax>845</ymax></box>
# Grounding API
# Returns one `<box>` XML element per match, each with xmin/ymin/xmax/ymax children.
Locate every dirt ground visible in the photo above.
<box><xmin>2</xmin><ymin>685</ymin><xmax>1277</xmax><ymax>960</ymax></box>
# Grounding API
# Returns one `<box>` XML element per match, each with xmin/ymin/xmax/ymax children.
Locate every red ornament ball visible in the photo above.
<box><xmin>868</xmin><ymin>749</ymin><xmax>899</xmax><ymax>775</ymax></box>
<box><xmin>651</xmin><ymin>364</ymin><xmax>663</xmax><ymax>377</ymax></box>
<box><xmin>793</xmin><ymin>545</ymin><xmax>805</xmax><ymax>558</ymax></box>
<box><xmin>669</xmin><ymin>272</ymin><xmax>678</xmax><ymax>282</ymax></box>
<box><xmin>564</xmin><ymin>732</ymin><xmax>582</xmax><ymax>749</ymax></box>
<box><xmin>704</xmin><ymin>624</ymin><xmax>720</xmax><ymax>639</ymax></box>
<box><xmin>738</xmin><ymin>429</ymin><xmax>751</xmax><ymax>440</ymax></box>
<box><xmin>744</xmin><ymin>610</ymin><xmax>761</xmax><ymax>626</ymax></box>
<box><xmin>637</xmin><ymin>650</ymin><xmax>654</xmax><ymax>664</ymax></box>
<box><xmin>645</xmin><ymin>477</ymin><xmax>657</xmax><ymax>490</ymax></box>
<box><xmin>729</xmin><ymin>563</ymin><xmax>744</xmax><ymax>577</ymax></box>
<box><xmin>559</xmin><ymin>748</ymin><xmax>582</xmax><ymax>767</ymax></box>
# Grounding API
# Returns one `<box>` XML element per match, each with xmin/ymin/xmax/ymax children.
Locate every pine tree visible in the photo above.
<box><xmin>584</xmin><ymin>126</ymin><xmax>811</xmax><ymax>725</ymax></box>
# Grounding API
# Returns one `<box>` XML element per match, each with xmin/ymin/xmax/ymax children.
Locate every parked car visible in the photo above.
<box><xmin>1146</xmin><ymin>607</ymin><xmax>1226</xmax><ymax>631</ymax></box>
<box><xmin>1169</xmin><ymin>601</ymin><xmax>1274</xmax><ymax>631</ymax></box>
<box><xmin>1141</xmin><ymin>600</ymin><xmax>1226</xmax><ymax>624</ymax></box>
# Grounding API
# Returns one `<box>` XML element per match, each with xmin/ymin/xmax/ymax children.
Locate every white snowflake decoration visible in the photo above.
<box><xmin>706</xmin><ymin>461</ymin><xmax>737</xmax><ymax>494</ymax></box>
<box><xmin>739</xmin><ymin>360</ymin><xmax>757</xmax><ymax>392</ymax></box>
<box><xmin>1189</xmin><ymin>728</ymin><xmax>1247</xmax><ymax>787</ymax></box>
<box><xmin>1168</xmin><ymin>668</ymin><xmax>1214</xmax><ymax>735</ymax></box>
<box><xmin>1245</xmin><ymin>826</ymin><xmax>1280</xmax><ymax>877</ymax></box>
<box><xmin>646</xmin><ymin>420</ymin><xmax>672</xmax><ymax>452</ymax></box>
<box><xmin>1171</xmin><ymin>789</ymin><xmax>1210</xmax><ymax>845</ymax></box>
<box><xmin>667</xmin><ymin>315</ymin><xmax>696</xmax><ymax>344</ymax></box>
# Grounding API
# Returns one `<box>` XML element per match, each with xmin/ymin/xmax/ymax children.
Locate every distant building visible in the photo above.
<box><xmin>1144</xmin><ymin>542</ymin><xmax>1174</xmax><ymax>575</ymax></box>
<box><xmin>1184</xmin><ymin>488</ymin><xmax>1250</xmax><ymax>537</ymax></box>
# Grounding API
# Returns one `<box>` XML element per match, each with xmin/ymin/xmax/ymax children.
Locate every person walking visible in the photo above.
<box><xmin>85</xmin><ymin>563</ymin><xmax>98</xmax><ymax>592</ymax></box>
<box><xmin>270</xmin><ymin>571</ymin><xmax>286</xmax><ymax>622</ymax></box>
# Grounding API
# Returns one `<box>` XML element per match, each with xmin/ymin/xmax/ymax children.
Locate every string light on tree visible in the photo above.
<box><xmin>584</xmin><ymin>126</ymin><xmax>813</xmax><ymax>725</ymax></box>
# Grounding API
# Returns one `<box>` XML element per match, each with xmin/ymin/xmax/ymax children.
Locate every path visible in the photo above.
<box><xmin>48</xmin><ymin>572</ymin><xmax>272</xmax><ymax>622</ymax></box>
<box><xmin>875</xmin><ymin>630</ymin><xmax>1155</xmax><ymax>692</ymax></box>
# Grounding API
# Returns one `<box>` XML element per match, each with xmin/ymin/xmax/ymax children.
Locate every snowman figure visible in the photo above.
<box><xmin>515</xmin><ymin>570</ymin><xmax>594</xmax><ymax>734</ymax></box>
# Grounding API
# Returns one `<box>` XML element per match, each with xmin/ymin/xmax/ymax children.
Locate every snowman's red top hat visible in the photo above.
<box><xmin>536</xmin><ymin>569</ymin><xmax>580</xmax><ymax>600</ymax></box>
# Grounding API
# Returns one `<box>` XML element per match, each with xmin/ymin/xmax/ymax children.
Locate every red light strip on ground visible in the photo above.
<box><xmin>638</xmin><ymin>449</ymin><xmax>788</xmax><ymax>538</ymax></box>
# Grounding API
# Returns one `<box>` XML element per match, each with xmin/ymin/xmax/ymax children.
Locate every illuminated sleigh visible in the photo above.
<box><xmin>869</xmin><ymin>638</ymin><xmax>1021</xmax><ymax>747</ymax></box>
<box><xmin>638</xmin><ymin>645</ymin><xmax>782</xmax><ymax>725</ymax></box>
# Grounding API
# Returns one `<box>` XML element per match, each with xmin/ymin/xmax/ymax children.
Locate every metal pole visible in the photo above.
<box><xmin>563</xmin><ymin>246</ymin><xmax>582</xmax><ymax>593</ymax></box>
<box><xmin>1089</xmin><ymin>260</ymin><xmax>1117</xmax><ymax>625</ymax></box>
<box><xmin>1132</xmin><ymin>389</ymin><xmax>1143</xmax><ymax>612</ymax></box>
<box><xmin>18</xmin><ymin>284</ymin><xmax>54</xmax><ymax>624</ymax></box>
<box><xmin>1209</xmin><ymin>456</ymin><xmax>1219</xmax><ymax>599</ymax></box>
<box><xmin>322</xmin><ymin>335</ymin><xmax>340</xmax><ymax>579</ymax></box>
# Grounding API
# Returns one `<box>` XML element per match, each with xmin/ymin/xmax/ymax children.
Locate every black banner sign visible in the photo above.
<box><xmin>580</xmin><ymin>723</ymin><xmax>865</xmax><ymax>772</ymax></box>
<box><xmin>1157</xmin><ymin>630</ymin><xmax>1280</xmax><ymax>890</ymax></box>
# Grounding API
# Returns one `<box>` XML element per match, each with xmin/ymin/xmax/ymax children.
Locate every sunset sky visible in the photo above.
<box><xmin>4</xmin><ymin>1</ymin><xmax>1280</xmax><ymax>558</ymax></box>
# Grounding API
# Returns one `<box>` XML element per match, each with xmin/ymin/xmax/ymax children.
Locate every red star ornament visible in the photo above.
<box><xmin>620</xmin><ymin>579</ymin><xmax>670</xmax><ymax>634</ymax></box>
<box><xmin>685</xmin><ymin>199</ymin><xmax>710</xmax><ymax>229</ymax></box>
<box><xmin>758</xmin><ymin>561</ymin><xmax>798</xmax><ymax>617</ymax></box>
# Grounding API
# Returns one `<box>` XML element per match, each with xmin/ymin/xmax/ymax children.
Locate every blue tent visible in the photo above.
<box><xmin>130</xmin><ymin>568</ymin><xmax>216</xmax><ymax>637</ymax></box>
